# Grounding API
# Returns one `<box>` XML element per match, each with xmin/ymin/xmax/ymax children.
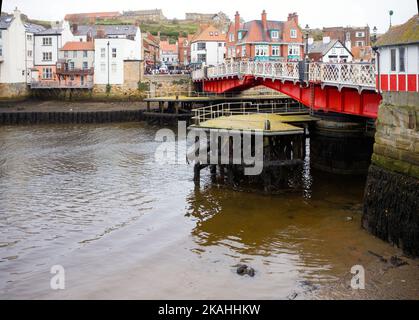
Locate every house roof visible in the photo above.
<box><xmin>24</xmin><ymin>22</ymin><xmax>45</xmax><ymax>33</ymax></box>
<box><xmin>64</xmin><ymin>12</ymin><xmax>120</xmax><ymax>20</ymax></box>
<box><xmin>375</xmin><ymin>15</ymin><xmax>419</xmax><ymax>47</ymax></box>
<box><xmin>35</xmin><ymin>27</ymin><xmax>63</xmax><ymax>35</ymax></box>
<box><xmin>0</xmin><ymin>15</ymin><xmax>14</xmax><ymax>29</ymax></box>
<box><xmin>308</xmin><ymin>39</ymin><xmax>353</xmax><ymax>58</ymax></box>
<box><xmin>191</xmin><ymin>25</ymin><xmax>225</xmax><ymax>42</ymax></box>
<box><xmin>237</xmin><ymin>20</ymin><xmax>284</xmax><ymax>44</ymax></box>
<box><xmin>60</xmin><ymin>41</ymin><xmax>94</xmax><ymax>51</ymax></box>
<box><xmin>160</xmin><ymin>40</ymin><xmax>177</xmax><ymax>53</ymax></box>
<box><xmin>73</xmin><ymin>24</ymin><xmax>139</xmax><ymax>38</ymax></box>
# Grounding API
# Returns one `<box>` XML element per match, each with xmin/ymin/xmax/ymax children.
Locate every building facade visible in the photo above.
<box><xmin>93</xmin><ymin>26</ymin><xmax>142</xmax><ymax>86</ymax></box>
<box><xmin>191</xmin><ymin>25</ymin><xmax>225</xmax><ymax>66</ymax></box>
<box><xmin>178</xmin><ymin>34</ymin><xmax>193</xmax><ymax>67</ymax></box>
<box><xmin>143</xmin><ymin>32</ymin><xmax>160</xmax><ymax>72</ymax></box>
<box><xmin>323</xmin><ymin>26</ymin><xmax>371</xmax><ymax>50</ymax></box>
<box><xmin>374</xmin><ymin>15</ymin><xmax>418</xmax><ymax>93</ymax></box>
<box><xmin>64</xmin><ymin>12</ymin><xmax>121</xmax><ymax>23</ymax></box>
<box><xmin>31</xmin><ymin>20</ymin><xmax>74</xmax><ymax>86</ymax></box>
<box><xmin>160</xmin><ymin>40</ymin><xmax>179</xmax><ymax>69</ymax></box>
<box><xmin>308</xmin><ymin>38</ymin><xmax>353</xmax><ymax>62</ymax></box>
<box><xmin>0</xmin><ymin>9</ymin><xmax>28</xmax><ymax>84</ymax></box>
<box><xmin>55</xmin><ymin>41</ymin><xmax>94</xmax><ymax>88</ymax></box>
<box><xmin>122</xmin><ymin>9</ymin><xmax>166</xmax><ymax>22</ymax></box>
<box><xmin>226</xmin><ymin>11</ymin><xmax>304</xmax><ymax>62</ymax></box>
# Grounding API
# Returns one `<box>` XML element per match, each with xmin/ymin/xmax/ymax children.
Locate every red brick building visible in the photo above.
<box><xmin>226</xmin><ymin>11</ymin><xmax>304</xmax><ymax>61</ymax></box>
<box><xmin>143</xmin><ymin>32</ymin><xmax>160</xmax><ymax>71</ymax></box>
<box><xmin>178</xmin><ymin>34</ymin><xmax>194</xmax><ymax>67</ymax></box>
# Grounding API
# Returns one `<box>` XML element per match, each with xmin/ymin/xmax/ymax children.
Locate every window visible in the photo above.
<box><xmin>0</xmin><ymin>30</ymin><xmax>2</xmax><ymax>39</ymax></box>
<box><xmin>288</xmin><ymin>44</ymin><xmax>300</xmax><ymax>56</ymax></box>
<box><xmin>111</xmin><ymin>63</ymin><xmax>117</xmax><ymax>73</ymax></box>
<box><xmin>215</xmin><ymin>32</ymin><xmax>218</xmax><ymax>36</ymax></box>
<box><xmin>101</xmin><ymin>48</ymin><xmax>106</xmax><ymax>58</ymax></box>
<box><xmin>272</xmin><ymin>45</ymin><xmax>280</xmax><ymax>56</ymax></box>
<box><xmin>241</xmin><ymin>45</ymin><xmax>246</xmax><ymax>57</ymax></box>
<box><xmin>64</xmin><ymin>51</ymin><xmax>68</xmax><ymax>58</ymax></box>
<box><xmin>238</xmin><ymin>31</ymin><xmax>243</xmax><ymax>40</ymax></box>
<box><xmin>82</xmin><ymin>61</ymin><xmax>88</xmax><ymax>69</ymax></box>
<box><xmin>271</xmin><ymin>30</ymin><xmax>279</xmax><ymax>39</ymax></box>
<box><xmin>42</xmin><ymin>67</ymin><xmax>52</xmax><ymax>79</ymax></box>
<box><xmin>0</xmin><ymin>45</ymin><xmax>3</xmax><ymax>56</ymax></box>
<box><xmin>197</xmin><ymin>42</ymin><xmax>206</xmax><ymax>50</ymax></box>
<box><xmin>255</xmin><ymin>45</ymin><xmax>268</xmax><ymax>56</ymax></box>
<box><xmin>229</xmin><ymin>33</ymin><xmax>234</xmax><ymax>42</ymax></box>
<box><xmin>70</xmin><ymin>75</ymin><xmax>74</xmax><ymax>81</ymax></box>
<box><xmin>390</xmin><ymin>49</ymin><xmax>396</xmax><ymax>71</ymax></box>
<box><xmin>290</xmin><ymin>29</ymin><xmax>297</xmax><ymax>39</ymax></box>
<box><xmin>69</xmin><ymin>62</ymin><xmax>75</xmax><ymax>70</ymax></box>
<box><xmin>209</xmin><ymin>32</ymin><xmax>213</xmax><ymax>36</ymax></box>
<box><xmin>100</xmin><ymin>63</ymin><xmax>106</xmax><ymax>72</ymax></box>
<box><xmin>27</xmin><ymin>50</ymin><xmax>32</xmax><ymax>57</ymax></box>
<box><xmin>345</xmin><ymin>32</ymin><xmax>351</xmax><ymax>41</ymax></box>
<box><xmin>42</xmin><ymin>52</ymin><xmax>52</xmax><ymax>61</ymax></box>
<box><xmin>112</xmin><ymin>48</ymin><xmax>117</xmax><ymax>58</ymax></box>
<box><xmin>399</xmin><ymin>47</ymin><xmax>406</xmax><ymax>72</ymax></box>
<box><xmin>356</xmin><ymin>41</ymin><xmax>364</xmax><ymax>47</ymax></box>
<box><xmin>356</xmin><ymin>32</ymin><xmax>365</xmax><ymax>38</ymax></box>
<box><xmin>197</xmin><ymin>53</ymin><xmax>206</xmax><ymax>63</ymax></box>
<box><xmin>26</xmin><ymin>34</ymin><xmax>32</xmax><ymax>41</ymax></box>
<box><xmin>72</xmin><ymin>51</ymin><xmax>77</xmax><ymax>58</ymax></box>
<box><xmin>42</xmin><ymin>37</ymin><xmax>52</xmax><ymax>46</ymax></box>
<box><xmin>218</xmin><ymin>42</ymin><xmax>222</xmax><ymax>47</ymax></box>
<box><xmin>83</xmin><ymin>50</ymin><xmax>88</xmax><ymax>58</ymax></box>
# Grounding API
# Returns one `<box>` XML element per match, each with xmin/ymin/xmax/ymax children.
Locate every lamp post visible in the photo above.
<box><xmin>372</xmin><ymin>26</ymin><xmax>378</xmax><ymax>44</ymax></box>
<box><xmin>389</xmin><ymin>10</ymin><xmax>394</xmax><ymax>28</ymax></box>
<box><xmin>107</xmin><ymin>41</ymin><xmax>110</xmax><ymax>88</ymax></box>
<box><xmin>304</xmin><ymin>24</ymin><xmax>310</xmax><ymax>61</ymax></box>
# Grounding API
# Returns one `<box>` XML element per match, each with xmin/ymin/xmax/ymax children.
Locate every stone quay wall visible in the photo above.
<box><xmin>0</xmin><ymin>83</ymin><xmax>30</xmax><ymax>100</ymax></box>
<box><xmin>363</xmin><ymin>91</ymin><xmax>419</xmax><ymax>257</ymax></box>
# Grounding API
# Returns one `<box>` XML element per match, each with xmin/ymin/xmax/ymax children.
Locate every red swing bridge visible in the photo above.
<box><xmin>192</xmin><ymin>61</ymin><xmax>382</xmax><ymax>118</ymax></box>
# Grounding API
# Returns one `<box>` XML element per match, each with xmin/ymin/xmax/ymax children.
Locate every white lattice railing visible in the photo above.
<box><xmin>192</xmin><ymin>61</ymin><xmax>376</xmax><ymax>90</ymax></box>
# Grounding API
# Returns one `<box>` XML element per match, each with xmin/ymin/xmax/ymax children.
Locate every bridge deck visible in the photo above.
<box><xmin>190</xmin><ymin>113</ymin><xmax>316</xmax><ymax>135</ymax></box>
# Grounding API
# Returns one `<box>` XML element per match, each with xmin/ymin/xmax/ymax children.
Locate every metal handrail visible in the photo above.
<box><xmin>192</xmin><ymin>61</ymin><xmax>376</xmax><ymax>90</ymax></box>
<box><xmin>192</xmin><ymin>101</ymin><xmax>309</xmax><ymax>125</ymax></box>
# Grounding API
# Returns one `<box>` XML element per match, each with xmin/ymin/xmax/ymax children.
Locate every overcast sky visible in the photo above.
<box><xmin>2</xmin><ymin>0</ymin><xmax>417</xmax><ymax>33</ymax></box>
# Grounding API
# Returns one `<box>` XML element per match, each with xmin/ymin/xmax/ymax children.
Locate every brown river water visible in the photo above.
<box><xmin>0</xmin><ymin>122</ymin><xmax>418</xmax><ymax>299</ymax></box>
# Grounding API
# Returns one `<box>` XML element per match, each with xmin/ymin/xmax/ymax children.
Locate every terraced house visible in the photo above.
<box><xmin>56</xmin><ymin>41</ymin><xmax>95</xmax><ymax>88</ymax></box>
<box><xmin>226</xmin><ymin>11</ymin><xmax>304</xmax><ymax>62</ymax></box>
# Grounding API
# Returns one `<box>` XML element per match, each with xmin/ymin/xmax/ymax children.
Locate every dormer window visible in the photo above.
<box><xmin>209</xmin><ymin>32</ymin><xmax>213</xmax><ymax>36</ymax></box>
<box><xmin>237</xmin><ymin>31</ymin><xmax>243</xmax><ymax>40</ymax></box>
<box><xmin>215</xmin><ymin>32</ymin><xmax>218</xmax><ymax>36</ymax></box>
<box><xmin>290</xmin><ymin>29</ymin><xmax>297</xmax><ymax>39</ymax></box>
<box><xmin>229</xmin><ymin>33</ymin><xmax>235</xmax><ymax>42</ymax></box>
<box><xmin>271</xmin><ymin>30</ymin><xmax>279</xmax><ymax>39</ymax></box>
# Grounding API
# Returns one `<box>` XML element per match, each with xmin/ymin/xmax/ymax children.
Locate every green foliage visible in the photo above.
<box><xmin>137</xmin><ymin>81</ymin><xmax>150</xmax><ymax>92</ymax></box>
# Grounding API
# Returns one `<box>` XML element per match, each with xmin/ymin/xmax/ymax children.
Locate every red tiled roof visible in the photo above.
<box><xmin>191</xmin><ymin>25</ymin><xmax>226</xmax><ymax>42</ymax></box>
<box><xmin>160</xmin><ymin>40</ymin><xmax>177</xmax><ymax>52</ymax></box>
<box><xmin>60</xmin><ymin>41</ymin><xmax>94</xmax><ymax>51</ymax></box>
<box><xmin>238</xmin><ymin>20</ymin><xmax>284</xmax><ymax>44</ymax></box>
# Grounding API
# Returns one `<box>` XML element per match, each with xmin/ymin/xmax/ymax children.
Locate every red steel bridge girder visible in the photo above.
<box><xmin>200</xmin><ymin>76</ymin><xmax>382</xmax><ymax>118</ymax></box>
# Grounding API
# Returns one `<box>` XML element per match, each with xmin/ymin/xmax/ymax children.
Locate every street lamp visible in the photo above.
<box><xmin>372</xmin><ymin>26</ymin><xmax>378</xmax><ymax>43</ymax></box>
<box><xmin>304</xmin><ymin>24</ymin><xmax>310</xmax><ymax>61</ymax></box>
<box><xmin>389</xmin><ymin>10</ymin><xmax>394</xmax><ymax>28</ymax></box>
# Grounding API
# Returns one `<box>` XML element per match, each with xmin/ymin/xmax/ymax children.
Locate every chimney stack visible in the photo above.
<box><xmin>235</xmin><ymin>11</ymin><xmax>240</xmax><ymax>33</ymax></box>
<box><xmin>287</xmin><ymin>12</ymin><xmax>299</xmax><ymax>25</ymax></box>
<box><xmin>72</xmin><ymin>23</ymin><xmax>78</xmax><ymax>34</ymax></box>
<box><xmin>261</xmin><ymin>10</ymin><xmax>267</xmax><ymax>31</ymax></box>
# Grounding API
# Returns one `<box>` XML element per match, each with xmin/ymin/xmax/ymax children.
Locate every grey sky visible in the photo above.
<box><xmin>2</xmin><ymin>0</ymin><xmax>417</xmax><ymax>33</ymax></box>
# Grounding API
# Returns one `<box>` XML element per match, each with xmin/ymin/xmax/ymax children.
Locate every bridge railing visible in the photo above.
<box><xmin>192</xmin><ymin>61</ymin><xmax>376</xmax><ymax>90</ymax></box>
<box><xmin>192</xmin><ymin>101</ymin><xmax>309</xmax><ymax>125</ymax></box>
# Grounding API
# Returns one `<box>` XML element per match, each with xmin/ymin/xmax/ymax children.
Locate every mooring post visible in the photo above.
<box><xmin>194</xmin><ymin>162</ymin><xmax>201</xmax><ymax>185</ymax></box>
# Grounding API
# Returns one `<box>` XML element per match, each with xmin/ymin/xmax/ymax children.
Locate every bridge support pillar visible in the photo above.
<box><xmin>310</xmin><ymin>117</ymin><xmax>374</xmax><ymax>175</ymax></box>
<box><xmin>362</xmin><ymin>92</ymin><xmax>419</xmax><ymax>257</ymax></box>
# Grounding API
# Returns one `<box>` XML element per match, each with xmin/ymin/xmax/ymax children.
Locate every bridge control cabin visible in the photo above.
<box><xmin>375</xmin><ymin>15</ymin><xmax>419</xmax><ymax>93</ymax></box>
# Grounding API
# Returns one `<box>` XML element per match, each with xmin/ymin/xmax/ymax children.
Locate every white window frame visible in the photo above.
<box><xmin>42</xmin><ymin>37</ymin><xmax>52</xmax><ymax>46</ymax></box>
<box><xmin>100</xmin><ymin>48</ymin><xmax>106</xmax><ymax>58</ymax></box>
<box><xmin>271</xmin><ymin>30</ymin><xmax>279</xmax><ymax>39</ymax></box>
<box><xmin>255</xmin><ymin>45</ymin><xmax>268</xmax><ymax>56</ymax></box>
<box><xmin>290</xmin><ymin>29</ymin><xmax>297</xmax><ymax>39</ymax></box>
<box><xmin>272</xmin><ymin>45</ymin><xmax>280</xmax><ymax>56</ymax></box>
<box><xmin>356</xmin><ymin>31</ymin><xmax>365</xmax><ymax>38</ymax></box>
